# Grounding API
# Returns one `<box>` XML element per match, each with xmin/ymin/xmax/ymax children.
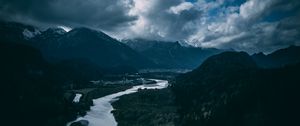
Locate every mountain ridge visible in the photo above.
<box><xmin>173</xmin><ymin>51</ymin><xmax>300</xmax><ymax>126</ymax></box>
<box><xmin>252</xmin><ymin>45</ymin><xmax>300</xmax><ymax>68</ymax></box>
<box><xmin>124</xmin><ymin>39</ymin><xmax>224</xmax><ymax>69</ymax></box>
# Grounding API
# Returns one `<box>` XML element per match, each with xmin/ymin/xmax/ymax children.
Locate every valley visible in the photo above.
<box><xmin>1</xmin><ymin>20</ymin><xmax>300</xmax><ymax>126</ymax></box>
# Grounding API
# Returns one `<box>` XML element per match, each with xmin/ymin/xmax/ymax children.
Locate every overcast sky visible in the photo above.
<box><xmin>1</xmin><ymin>0</ymin><xmax>300</xmax><ymax>53</ymax></box>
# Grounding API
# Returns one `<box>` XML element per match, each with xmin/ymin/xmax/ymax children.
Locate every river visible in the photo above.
<box><xmin>67</xmin><ymin>79</ymin><xmax>168</xmax><ymax>126</ymax></box>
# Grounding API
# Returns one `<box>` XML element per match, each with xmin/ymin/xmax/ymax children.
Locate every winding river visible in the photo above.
<box><xmin>67</xmin><ymin>79</ymin><xmax>168</xmax><ymax>126</ymax></box>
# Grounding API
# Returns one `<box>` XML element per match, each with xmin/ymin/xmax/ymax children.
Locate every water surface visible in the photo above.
<box><xmin>67</xmin><ymin>79</ymin><xmax>168</xmax><ymax>126</ymax></box>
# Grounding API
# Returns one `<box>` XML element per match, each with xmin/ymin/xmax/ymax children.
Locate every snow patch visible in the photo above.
<box><xmin>58</xmin><ymin>26</ymin><xmax>72</xmax><ymax>32</ymax></box>
<box><xmin>23</xmin><ymin>29</ymin><xmax>41</xmax><ymax>38</ymax></box>
<box><xmin>52</xmin><ymin>27</ymin><xmax>67</xmax><ymax>34</ymax></box>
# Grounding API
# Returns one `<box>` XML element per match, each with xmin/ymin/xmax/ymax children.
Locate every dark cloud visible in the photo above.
<box><xmin>113</xmin><ymin>0</ymin><xmax>203</xmax><ymax>41</ymax></box>
<box><xmin>0</xmin><ymin>0</ymin><xmax>300</xmax><ymax>53</ymax></box>
<box><xmin>0</xmin><ymin>0</ymin><xmax>137</xmax><ymax>30</ymax></box>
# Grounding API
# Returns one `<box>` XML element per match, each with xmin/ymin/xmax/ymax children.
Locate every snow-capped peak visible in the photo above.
<box><xmin>47</xmin><ymin>27</ymin><xmax>67</xmax><ymax>35</ymax></box>
<box><xmin>23</xmin><ymin>28</ymin><xmax>41</xmax><ymax>39</ymax></box>
<box><xmin>58</xmin><ymin>26</ymin><xmax>72</xmax><ymax>32</ymax></box>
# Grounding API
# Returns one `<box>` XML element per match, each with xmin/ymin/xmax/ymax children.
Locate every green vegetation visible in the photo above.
<box><xmin>0</xmin><ymin>42</ymin><xmax>137</xmax><ymax>126</ymax></box>
<box><xmin>106</xmin><ymin>51</ymin><xmax>300</xmax><ymax>126</ymax></box>
<box><xmin>172</xmin><ymin>52</ymin><xmax>300</xmax><ymax>126</ymax></box>
<box><xmin>112</xmin><ymin>88</ymin><xmax>179</xmax><ymax>126</ymax></box>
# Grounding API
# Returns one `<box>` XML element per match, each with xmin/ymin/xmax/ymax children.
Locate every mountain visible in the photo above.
<box><xmin>252</xmin><ymin>45</ymin><xmax>300</xmax><ymax>68</ymax></box>
<box><xmin>177</xmin><ymin>51</ymin><xmax>258</xmax><ymax>84</ymax></box>
<box><xmin>0</xmin><ymin>42</ymin><xmax>76</xmax><ymax>126</ymax></box>
<box><xmin>33</xmin><ymin>27</ymin><xmax>152</xmax><ymax>71</ymax></box>
<box><xmin>124</xmin><ymin>39</ymin><xmax>223</xmax><ymax>69</ymax></box>
<box><xmin>0</xmin><ymin>22</ymin><xmax>126</xmax><ymax>126</ymax></box>
<box><xmin>0</xmin><ymin>40</ymin><xmax>111</xmax><ymax>126</ymax></box>
<box><xmin>172</xmin><ymin>51</ymin><xmax>300</xmax><ymax>126</ymax></box>
<box><xmin>33</xmin><ymin>27</ymin><xmax>66</xmax><ymax>42</ymax></box>
<box><xmin>0</xmin><ymin>21</ymin><xmax>40</xmax><ymax>43</ymax></box>
<box><xmin>0</xmin><ymin>21</ymin><xmax>154</xmax><ymax>72</ymax></box>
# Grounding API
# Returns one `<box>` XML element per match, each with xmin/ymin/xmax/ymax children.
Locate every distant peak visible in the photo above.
<box><xmin>253</xmin><ymin>52</ymin><xmax>266</xmax><ymax>56</ymax></box>
<box><xmin>178</xmin><ymin>40</ymin><xmax>192</xmax><ymax>47</ymax></box>
<box><xmin>287</xmin><ymin>45</ymin><xmax>299</xmax><ymax>49</ymax></box>
<box><xmin>63</xmin><ymin>27</ymin><xmax>118</xmax><ymax>43</ymax></box>
<box><xmin>69</xmin><ymin>27</ymin><xmax>106</xmax><ymax>35</ymax></box>
<box><xmin>195</xmin><ymin>51</ymin><xmax>257</xmax><ymax>72</ymax></box>
<box><xmin>45</xmin><ymin>27</ymin><xmax>66</xmax><ymax>34</ymax></box>
<box><xmin>23</xmin><ymin>28</ymin><xmax>41</xmax><ymax>39</ymax></box>
<box><xmin>69</xmin><ymin>27</ymin><xmax>93</xmax><ymax>33</ymax></box>
<box><xmin>67</xmin><ymin>27</ymin><xmax>97</xmax><ymax>37</ymax></box>
<box><xmin>201</xmin><ymin>51</ymin><xmax>256</xmax><ymax>67</ymax></box>
<box><xmin>58</xmin><ymin>26</ymin><xmax>71</xmax><ymax>32</ymax></box>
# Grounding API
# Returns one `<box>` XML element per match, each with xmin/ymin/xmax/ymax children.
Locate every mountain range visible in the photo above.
<box><xmin>173</xmin><ymin>51</ymin><xmax>300</xmax><ymax>126</ymax></box>
<box><xmin>124</xmin><ymin>39</ymin><xmax>224</xmax><ymax>69</ymax></box>
<box><xmin>1</xmin><ymin>21</ymin><xmax>229</xmax><ymax>71</ymax></box>
<box><xmin>1</xmin><ymin>20</ymin><xmax>300</xmax><ymax>126</ymax></box>
<box><xmin>252</xmin><ymin>45</ymin><xmax>300</xmax><ymax>68</ymax></box>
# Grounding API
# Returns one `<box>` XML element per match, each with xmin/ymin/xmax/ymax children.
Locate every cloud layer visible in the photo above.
<box><xmin>1</xmin><ymin>0</ymin><xmax>300</xmax><ymax>53</ymax></box>
<box><xmin>0</xmin><ymin>0</ymin><xmax>136</xmax><ymax>30</ymax></box>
